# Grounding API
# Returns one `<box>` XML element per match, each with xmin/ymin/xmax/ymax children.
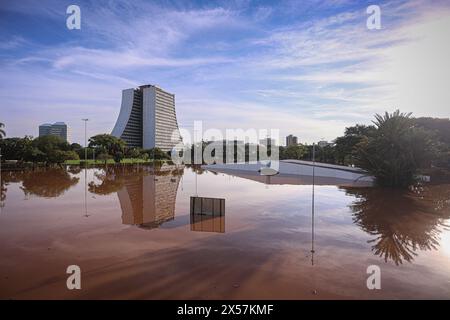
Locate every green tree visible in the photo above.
<box><xmin>70</xmin><ymin>142</ymin><xmax>83</xmax><ymax>156</ymax></box>
<box><xmin>144</xmin><ymin>147</ymin><xmax>170</xmax><ymax>160</ymax></box>
<box><xmin>414</xmin><ymin>117</ymin><xmax>450</xmax><ymax>168</ymax></box>
<box><xmin>96</xmin><ymin>152</ymin><xmax>112</xmax><ymax>165</ymax></box>
<box><xmin>127</xmin><ymin>147</ymin><xmax>143</xmax><ymax>159</ymax></box>
<box><xmin>112</xmin><ymin>150</ymin><xmax>124</xmax><ymax>163</ymax></box>
<box><xmin>33</xmin><ymin>135</ymin><xmax>70</xmax><ymax>151</ymax></box>
<box><xmin>0</xmin><ymin>136</ymin><xmax>36</xmax><ymax>162</ymax></box>
<box><xmin>281</xmin><ymin>144</ymin><xmax>308</xmax><ymax>160</ymax></box>
<box><xmin>334</xmin><ymin>124</ymin><xmax>376</xmax><ymax>165</ymax></box>
<box><xmin>32</xmin><ymin>135</ymin><xmax>73</xmax><ymax>165</ymax></box>
<box><xmin>77</xmin><ymin>147</ymin><xmax>94</xmax><ymax>160</ymax></box>
<box><xmin>414</xmin><ymin>117</ymin><xmax>450</xmax><ymax>144</ymax></box>
<box><xmin>54</xmin><ymin>150</ymin><xmax>79</xmax><ymax>163</ymax></box>
<box><xmin>0</xmin><ymin>135</ymin><xmax>77</xmax><ymax>165</ymax></box>
<box><xmin>89</xmin><ymin>134</ymin><xmax>126</xmax><ymax>163</ymax></box>
<box><xmin>315</xmin><ymin>144</ymin><xmax>336</xmax><ymax>164</ymax></box>
<box><xmin>355</xmin><ymin>110</ymin><xmax>436</xmax><ymax>187</ymax></box>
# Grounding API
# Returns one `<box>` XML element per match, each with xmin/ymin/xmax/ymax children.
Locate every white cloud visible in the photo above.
<box><xmin>176</xmin><ymin>98</ymin><xmax>353</xmax><ymax>144</ymax></box>
<box><xmin>0</xmin><ymin>36</ymin><xmax>28</xmax><ymax>50</ymax></box>
<box><xmin>1</xmin><ymin>0</ymin><xmax>449</xmax><ymax>145</ymax></box>
<box><xmin>246</xmin><ymin>1</ymin><xmax>450</xmax><ymax>120</ymax></box>
<box><xmin>51</xmin><ymin>47</ymin><xmax>233</xmax><ymax>70</ymax></box>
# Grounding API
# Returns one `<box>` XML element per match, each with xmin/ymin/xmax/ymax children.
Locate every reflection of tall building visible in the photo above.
<box><xmin>190</xmin><ymin>197</ymin><xmax>225</xmax><ymax>233</ymax></box>
<box><xmin>118</xmin><ymin>170</ymin><xmax>181</xmax><ymax>229</ymax></box>
<box><xmin>111</xmin><ymin>84</ymin><xmax>182</xmax><ymax>151</ymax></box>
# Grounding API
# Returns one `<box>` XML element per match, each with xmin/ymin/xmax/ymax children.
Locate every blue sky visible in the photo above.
<box><xmin>1</xmin><ymin>0</ymin><xmax>449</xmax><ymax>144</ymax></box>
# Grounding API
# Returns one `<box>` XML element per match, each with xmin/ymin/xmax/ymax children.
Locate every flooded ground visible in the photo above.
<box><xmin>0</xmin><ymin>165</ymin><xmax>449</xmax><ymax>299</ymax></box>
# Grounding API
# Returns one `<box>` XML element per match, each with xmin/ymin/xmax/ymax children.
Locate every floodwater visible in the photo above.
<box><xmin>0</xmin><ymin>165</ymin><xmax>449</xmax><ymax>299</ymax></box>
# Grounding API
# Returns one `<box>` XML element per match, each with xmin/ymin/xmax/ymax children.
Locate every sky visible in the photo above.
<box><xmin>0</xmin><ymin>0</ymin><xmax>449</xmax><ymax>145</ymax></box>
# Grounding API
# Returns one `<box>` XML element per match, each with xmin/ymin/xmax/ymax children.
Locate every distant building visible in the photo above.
<box><xmin>286</xmin><ymin>134</ymin><xmax>298</xmax><ymax>147</ymax></box>
<box><xmin>111</xmin><ymin>84</ymin><xmax>182</xmax><ymax>152</ymax></box>
<box><xmin>39</xmin><ymin>123</ymin><xmax>52</xmax><ymax>137</ymax></box>
<box><xmin>39</xmin><ymin>122</ymin><xmax>69</xmax><ymax>142</ymax></box>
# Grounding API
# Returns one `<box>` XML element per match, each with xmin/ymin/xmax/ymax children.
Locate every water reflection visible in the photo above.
<box><xmin>2</xmin><ymin>165</ymin><xmax>449</xmax><ymax>265</ymax></box>
<box><xmin>208</xmin><ymin>170</ymin><xmax>372</xmax><ymax>187</ymax></box>
<box><xmin>190</xmin><ymin>196</ymin><xmax>225</xmax><ymax>233</ymax></box>
<box><xmin>0</xmin><ymin>168</ymin><xmax>79</xmax><ymax>198</ymax></box>
<box><xmin>342</xmin><ymin>185</ymin><xmax>450</xmax><ymax>265</ymax></box>
<box><xmin>1</xmin><ymin>179</ymin><xmax>6</xmax><ymax>204</ymax></box>
<box><xmin>89</xmin><ymin>165</ymin><xmax>183</xmax><ymax>229</ymax></box>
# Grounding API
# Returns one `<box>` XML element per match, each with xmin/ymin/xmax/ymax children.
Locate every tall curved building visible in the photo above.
<box><xmin>111</xmin><ymin>84</ymin><xmax>182</xmax><ymax>151</ymax></box>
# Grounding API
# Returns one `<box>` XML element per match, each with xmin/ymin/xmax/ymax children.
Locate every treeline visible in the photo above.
<box><xmin>278</xmin><ymin>116</ymin><xmax>450</xmax><ymax>171</ymax></box>
<box><xmin>0</xmin><ymin>135</ymin><xmax>80</xmax><ymax>165</ymax></box>
<box><xmin>1</xmin><ymin>112</ymin><xmax>449</xmax><ymax>187</ymax></box>
<box><xmin>0</xmin><ymin>133</ymin><xmax>170</xmax><ymax>165</ymax></box>
<box><xmin>186</xmin><ymin>115</ymin><xmax>449</xmax><ymax>169</ymax></box>
<box><xmin>187</xmin><ymin>111</ymin><xmax>449</xmax><ymax>187</ymax></box>
<box><xmin>86</xmin><ymin>134</ymin><xmax>170</xmax><ymax>164</ymax></box>
<box><xmin>301</xmin><ymin>112</ymin><xmax>449</xmax><ymax>187</ymax></box>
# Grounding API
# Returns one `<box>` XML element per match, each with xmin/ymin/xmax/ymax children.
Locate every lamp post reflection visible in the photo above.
<box><xmin>0</xmin><ymin>148</ymin><xmax>4</xmax><ymax>212</ymax></box>
<box><xmin>84</xmin><ymin>168</ymin><xmax>90</xmax><ymax>218</ymax></box>
<box><xmin>82</xmin><ymin>118</ymin><xmax>89</xmax><ymax>218</ymax></box>
<box><xmin>311</xmin><ymin>142</ymin><xmax>316</xmax><ymax>266</ymax></box>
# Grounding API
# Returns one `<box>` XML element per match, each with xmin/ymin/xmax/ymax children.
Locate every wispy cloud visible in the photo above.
<box><xmin>0</xmin><ymin>36</ymin><xmax>28</xmax><ymax>50</ymax></box>
<box><xmin>51</xmin><ymin>47</ymin><xmax>233</xmax><ymax>70</ymax></box>
<box><xmin>1</xmin><ymin>0</ymin><xmax>449</xmax><ymax>144</ymax></box>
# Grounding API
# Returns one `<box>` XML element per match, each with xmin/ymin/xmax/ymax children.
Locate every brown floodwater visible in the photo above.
<box><xmin>0</xmin><ymin>165</ymin><xmax>449</xmax><ymax>299</ymax></box>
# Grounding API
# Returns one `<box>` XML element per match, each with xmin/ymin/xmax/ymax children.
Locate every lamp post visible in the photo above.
<box><xmin>81</xmin><ymin>119</ymin><xmax>89</xmax><ymax>217</ymax></box>
<box><xmin>82</xmin><ymin>119</ymin><xmax>89</xmax><ymax>163</ymax></box>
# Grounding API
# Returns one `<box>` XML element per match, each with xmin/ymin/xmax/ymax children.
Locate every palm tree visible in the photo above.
<box><xmin>0</xmin><ymin>122</ymin><xmax>5</xmax><ymax>139</ymax></box>
<box><xmin>355</xmin><ymin>110</ymin><xmax>436</xmax><ymax>187</ymax></box>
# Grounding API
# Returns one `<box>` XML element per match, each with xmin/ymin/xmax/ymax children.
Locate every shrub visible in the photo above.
<box><xmin>355</xmin><ymin>110</ymin><xmax>437</xmax><ymax>187</ymax></box>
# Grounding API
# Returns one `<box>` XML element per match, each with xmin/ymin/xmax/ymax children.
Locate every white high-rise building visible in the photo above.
<box><xmin>112</xmin><ymin>84</ymin><xmax>182</xmax><ymax>152</ymax></box>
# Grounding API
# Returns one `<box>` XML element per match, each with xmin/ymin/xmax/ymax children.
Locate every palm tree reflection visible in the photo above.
<box><xmin>0</xmin><ymin>179</ymin><xmax>6</xmax><ymax>211</ymax></box>
<box><xmin>342</xmin><ymin>185</ymin><xmax>450</xmax><ymax>265</ymax></box>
